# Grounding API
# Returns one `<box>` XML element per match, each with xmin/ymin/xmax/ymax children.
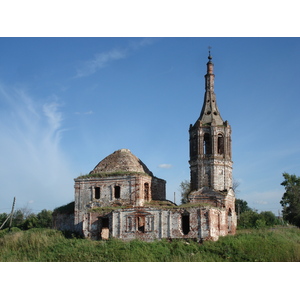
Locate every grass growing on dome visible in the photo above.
<box><xmin>77</xmin><ymin>171</ymin><xmax>151</xmax><ymax>179</ymax></box>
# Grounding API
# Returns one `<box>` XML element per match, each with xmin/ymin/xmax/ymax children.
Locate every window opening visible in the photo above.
<box><xmin>218</xmin><ymin>134</ymin><xmax>224</xmax><ymax>154</ymax></box>
<box><xmin>182</xmin><ymin>214</ymin><xmax>190</xmax><ymax>235</ymax></box>
<box><xmin>94</xmin><ymin>187</ymin><xmax>100</xmax><ymax>199</ymax></box>
<box><xmin>228</xmin><ymin>209</ymin><xmax>232</xmax><ymax>233</ymax></box>
<box><xmin>204</xmin><ymin>133</ymin><xmax>211</xmax><ymax>154</ymax></box>
<box><xmin>114</xmin><ymin>186</ymin><xmax>121</xmax><ymax>199</ymax></box>
<box><xmin>144</xmin><ymin>183</ymin><xmax>149</xmax><ymax>201</ymax></box>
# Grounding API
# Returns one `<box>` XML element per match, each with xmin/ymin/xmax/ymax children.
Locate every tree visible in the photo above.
<box><xmin>11</xmin><ymin>209</ymin><xmax>25</xmax><ymax>228</ymax></box>
<box><xmin>238</xmin><ymin>210</ymin><xmax>279</xmax><ymax>229</ymax></box>
<box><xmin>0</xmin><ymin>213</ymin><xmax>9</xmax><ymax>229</ymax></box>
<box><xmin>0</xmin><ymin>208</ymin><xmax>53</xmax><ymax>230</ymax></box>
<box><xmin>22</xmin><ymin>214</ymin><xmax>38</xmax><ymax>230</ymax></box>
<box><xmin>238</xmin><ymin>210</ymin><xmax>259</xmax><ymax>228</ymax></box>
<box><xmin>36</xmin><ymin>209</ymin><xmax>52</xmax><ymax>228</ymax></box>
<box><xmin>232</xmin><ymin>178</ymin><xmax>240</xmax><ymax>194</ymax></box>
<box><xmin>259</xmin><ymin>211</ymin><xmax>278</xmax><ymax>226</ymax></box>
<box><xmin>280</xmin><ymin>172</ymin><xmax>300</xmax><ymax>227</ymax></box>
<box><xmin>179</xmin><ymin>180</ymin><xmax>191</xmax><ymax>204</ymax></box>
<box><xmin>235</xmin><ymin>199</ymin><xmax>251</xmax><ymax>216</ymax></box>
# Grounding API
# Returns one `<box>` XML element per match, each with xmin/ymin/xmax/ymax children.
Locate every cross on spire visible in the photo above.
<box><xmin>208</xmin><ymin>46</ymin><xmax>212</xmax><ymax>61</ymax></box>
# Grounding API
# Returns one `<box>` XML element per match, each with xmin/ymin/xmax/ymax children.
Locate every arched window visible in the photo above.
<box><xmin>203</xmin><ymin>133</ymin><xmax>211</xmax><ymax>154</ymax></box>
<box><xmin>114</xmin><ymin>186</ymin><xmax>121</xmax><ymax>199</ymax></box>
<box><xmin>218</xmin><ymin>134</ymin><xmax>224</xmax><ymax>154</ymax></box>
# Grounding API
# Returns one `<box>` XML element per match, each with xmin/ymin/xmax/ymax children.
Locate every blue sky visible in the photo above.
<box><xmin>0</xmin><ymin>37</ymin><xmax>299</xmax><ymax>215</ymax></box>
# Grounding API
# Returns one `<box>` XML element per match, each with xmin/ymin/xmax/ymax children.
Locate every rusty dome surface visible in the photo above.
<box><xmin>89</xmin><ymin>149</ymin><xmax>153</xmax><ymax>176</ymax></box>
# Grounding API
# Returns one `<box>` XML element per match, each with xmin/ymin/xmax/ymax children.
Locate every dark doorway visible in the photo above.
<box><xmin>102</xmin><ymin>217</ymin><xmax>109</xmax><ymax>228</ymax></box>
<box><xmin>182</xmin><ymin>214</ymin><xmax>190</xmax><ymax>235</ymax></box>
<box><xmin>137</xmin><ymin>216</ymin><xmax>145</xmax><ymax>233</ymax></box>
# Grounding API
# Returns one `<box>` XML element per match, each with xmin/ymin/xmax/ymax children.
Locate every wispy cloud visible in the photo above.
<box><xmin>158</xmin><ymin>164</ymin><xmax>173</xmax><ymax>169</ymax></box>
<box><xmin>76</xmin><ymin>49</ymin><xmax>127</xmax><ymax>77</ymax></box>
<box><xmin>76</xmin><ymin>38</ymin><xmax>158</xmax><ymax>78</ymax></box>
<box><xmin>0</xmin><ymin>84</ymin><xmax>73</xmax><ymax>212</ymax></box>
<box><xmin>74</xmin><ymin>110</ymin><xmax>94</xmax><ymax>115</ymax></box>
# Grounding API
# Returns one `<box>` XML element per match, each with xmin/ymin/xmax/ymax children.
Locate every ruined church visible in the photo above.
<box><xmin>53</xmin><ymin>53</ymin><xmax>237</xmax><ymax>241</ymax></box>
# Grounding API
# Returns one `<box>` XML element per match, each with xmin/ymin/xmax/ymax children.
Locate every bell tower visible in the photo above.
<box><xmin>189</xmin><ymin>51</ymin><xmax>233</xmax><ymax>194</ymax></box>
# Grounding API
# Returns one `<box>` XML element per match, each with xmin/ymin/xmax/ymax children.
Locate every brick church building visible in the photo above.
<box><xmin>53</xmin><ymin>53</ymin><xmax>237</xmax><ymax>241</ymax></box>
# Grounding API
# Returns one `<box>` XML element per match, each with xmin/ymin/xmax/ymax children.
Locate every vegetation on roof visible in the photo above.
<box><xmin>146</xmin><ymin>200</ymin><xmax>177</xmax><ymax>208</ymax></box>
<box><xmin>53</xmin><ymin>202</ymin><xmax>75</xmax><ymax>215</ymax></box>
<box><xmin>76</xmin><ymin>171</ymin><xmax>151</xmax><ymax>179</ymax></box>
<box><xmin>178</xmin><ymin>202</ymin><xmax>220</xmax><ymax>209</ymax></box>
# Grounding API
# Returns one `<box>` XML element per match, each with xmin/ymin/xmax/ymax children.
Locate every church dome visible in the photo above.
<box><xmin>89</xmin><ymin>149</ymin><xmax>153</xmax><ymax>176</ymax></box>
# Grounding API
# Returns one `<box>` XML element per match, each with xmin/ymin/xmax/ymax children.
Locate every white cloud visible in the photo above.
<box><xmin>158</xmin><ymin>164</ymin><xmax>173</xmax><ymax>169</ymax></box>
<box><xmin>0</xmin><ymin>84</ymin><xmax>74</xmax><ymax>212</ymax></box>
<box><xmin>76</xmin><ymin>48</ymin><xmax>127</xmax><ymax>77</ymax></box>
<box><xmin>75</xmin><ymin>110</ymin><xmax>94</xmax><ymax>115</ymax></box>
<box><xmin>75</xmin><ymin>38</ymin><xmax>158</xmax><ymax>78</ymax></box>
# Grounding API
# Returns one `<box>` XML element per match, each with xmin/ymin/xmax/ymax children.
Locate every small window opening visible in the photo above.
<box><xmin>102</xmin><ymin>217</ymin><xmax>109</xmax><ymax>228</ymax></box>
<box><xmin>218</xmin><ymin>134</ymin><xmax>224</xmax><ymax>154</ymax></box>
<box><xmin>182</xmin><ymin>214</ymin><xmax>190</xmax><ymax>235</ymax></box>
<box><xmin>94</xmin><ymin>187</ymin><xmax>100</xmax><ymax>199</ymax></box>
<box><xmin>144</xmin><ymin>183</ymin><xmax>149</xmax><ymax>201</ymax></box>
<box><xmin>137</xmin><ymin>216</ymin><xmax>145</xmax><ymax>233</ymax></box>
<box><xmin>204</xmin><ymin>133</ymin><xmax>211</xmax><ymax>154</ymax></box>
<box><xmin>114</xmin><ymin>186</ymin><xmax>121</xmax><ymax>199</ymax></box>
<box><xmin>228</xmin><ymin>209</ymin><xmax>232</xmax><ymax>233</ymax></box>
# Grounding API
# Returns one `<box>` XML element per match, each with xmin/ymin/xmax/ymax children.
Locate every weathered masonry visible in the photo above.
<box><xmin>53</xmin><ymin>52</ymin><xmax>237</xmax><ymax>242</ymax></box>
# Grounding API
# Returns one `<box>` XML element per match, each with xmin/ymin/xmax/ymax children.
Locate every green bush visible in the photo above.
<box><xmin>238</xmin><ymin>210</ymin><xmax>280</xmax><ymax>229</ymax></box>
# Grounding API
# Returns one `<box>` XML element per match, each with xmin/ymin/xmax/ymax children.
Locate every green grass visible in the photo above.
<box><xmin>0</xmin><ymin>227</ymin><xmax>300</xmax><ymax>262</ymax></box>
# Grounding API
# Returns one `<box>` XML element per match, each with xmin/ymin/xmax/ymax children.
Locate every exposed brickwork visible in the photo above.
<box><xmin>76</xmin><ymin>205</ymin><xmax>236</xmax><ymax>241</ymax></box>
<box><xmin>53</xmin><ymin>54</ymin><xmax>237</xmax><ymax>242</ymax></box>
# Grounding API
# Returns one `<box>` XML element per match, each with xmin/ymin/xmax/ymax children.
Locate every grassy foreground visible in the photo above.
<box><xmin>0</xmin><ymin>227</ymin><xmax>300</xmax><ymax>262</ymax></box>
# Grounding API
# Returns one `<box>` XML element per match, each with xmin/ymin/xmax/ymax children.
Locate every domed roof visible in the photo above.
<box><xmin>90</xmin><ymin>149</ymin><xmax>153</xmax><ymax>176</ymax></box>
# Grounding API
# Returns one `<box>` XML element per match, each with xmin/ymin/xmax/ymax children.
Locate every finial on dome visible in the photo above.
<box><xmin>208</xmin><ymin>46</ymin><xmax>212</xmax><ymax>61</ymax></box>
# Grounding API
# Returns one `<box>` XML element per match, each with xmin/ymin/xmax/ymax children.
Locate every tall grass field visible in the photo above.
<box><xmin>0</xmin><ymin>226</ymin><xmax>300</xmax><ymax>262</ymax></box>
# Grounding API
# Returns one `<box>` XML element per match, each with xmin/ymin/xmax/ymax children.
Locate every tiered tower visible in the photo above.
<box><xmin>189</xmin><ymin>52</ymin><xmax>233</xmax><ymax>199</ymax></box>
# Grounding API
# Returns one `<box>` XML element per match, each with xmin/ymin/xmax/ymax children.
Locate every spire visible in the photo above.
<box><xmin>198</xmin><ymin>49</ymin><xmax>224</xmax><ymax>125</ymax></box>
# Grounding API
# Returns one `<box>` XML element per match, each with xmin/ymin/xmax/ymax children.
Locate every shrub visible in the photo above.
<box><xmin>238</xmin><ymin>210</ymin><xmax>279</xmax><ymax>229</ymax></box>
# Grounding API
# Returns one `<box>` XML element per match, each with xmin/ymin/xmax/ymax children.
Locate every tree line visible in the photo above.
<box><xmin>0</xmin><ymin>208</ymin><xmax>52</xmax><ymax>230</ymax></box>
